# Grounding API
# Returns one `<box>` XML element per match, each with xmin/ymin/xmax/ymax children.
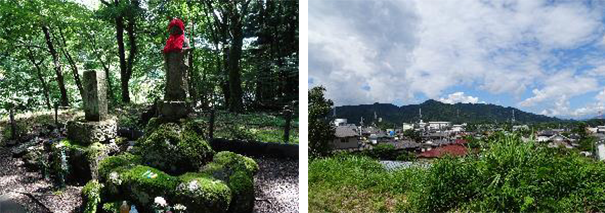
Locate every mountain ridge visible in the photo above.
<box><xmin>330</xmin><ymin>99</ymin><xmax>565</xmax><ymax>125</ymax></box>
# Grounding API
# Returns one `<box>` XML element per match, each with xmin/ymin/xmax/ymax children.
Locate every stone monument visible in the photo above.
<box><xmin>159</xmin><ymin>18</ymin><xmax>191</xmax><ymax>121</ymax></box>
<box><xmin>67</xmin><ymin>70</ymin><xmax>117</xmax><ymax>145</ymax></box>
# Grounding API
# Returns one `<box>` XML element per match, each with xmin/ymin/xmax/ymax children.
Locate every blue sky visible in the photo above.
<box><xmin>309</xmin><ymin>0</ymin><xmax>605</xmax><ymax>119</ymax></box>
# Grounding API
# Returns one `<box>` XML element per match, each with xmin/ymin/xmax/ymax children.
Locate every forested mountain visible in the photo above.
<box><xmin>330</xmin><ymin>99</ymin><xmax>563</xmax><ymax>125</ymax></box>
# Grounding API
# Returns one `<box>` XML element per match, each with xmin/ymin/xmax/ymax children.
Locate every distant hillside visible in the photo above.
<box><xmin>330</xmin><ymin>99</ymin><xmax>563</xmax><ymax>125</ymax></box>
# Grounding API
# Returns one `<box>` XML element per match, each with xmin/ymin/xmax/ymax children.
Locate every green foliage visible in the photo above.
<box><xmin>137</xmin><ymin>123</ymin><xmax>214</xmax><ymax>175</ymax></box>
<box><xmin>101</xmin><ymin>201</ymin><xmax>121</xmax><ymax>213</ymax></box>
<box><xmin>311</xmin><ymin>135</ymin><xmax>605</xmax><ymax>213</ymax></box>
<box><xmin>396</xmin><ymin>151</ymin><xmax>416</xmax><ymax>161</ymax></box>
<box><xmin>309</xmin><ymin>86</ymin><xmax>335</xmax><ymax>158</ymax></box>
<box><xmin>82</xmin><ymin>180</ymin><xmax>102</xmax><ymax>213</ymax></box>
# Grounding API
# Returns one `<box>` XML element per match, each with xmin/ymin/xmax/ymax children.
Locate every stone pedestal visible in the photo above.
<box><xmin>67</xmin><ymin>119</ymin><xmax>117</xmax><ymax>145</ymax></box>
<box><xmin>161</xmin><ymin>50</ymin><xmax>191</xmax><ymax>121</ymax></box>
<box><xmin>83</xmin><ymin>70</ymin><xmax>107</xmax><ymax>121</ymax></box>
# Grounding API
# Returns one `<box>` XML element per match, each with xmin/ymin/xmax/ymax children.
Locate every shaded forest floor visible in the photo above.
<box><xmin>0</xmin><ymin>106</ymin><xmax>299</xmax><ymax>212</ymax></box>
<box><xmin>0</xmin><ymin>147</ymin><xmax>299</xmax><ymax>212</ymax></box>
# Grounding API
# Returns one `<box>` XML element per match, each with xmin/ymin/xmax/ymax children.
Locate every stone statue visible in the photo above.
<box><xmin>160</xmin><ymin>18</ymin><xmax>191</xmax><ymax>121</ymax></box>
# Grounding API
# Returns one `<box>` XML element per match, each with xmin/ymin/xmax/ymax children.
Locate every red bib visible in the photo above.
<box><xmin>163</xmin><ymin>18</ymin><xmax>185</xmax><ymax>53</ymax></box>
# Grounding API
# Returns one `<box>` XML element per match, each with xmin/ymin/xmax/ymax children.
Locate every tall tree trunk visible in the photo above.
<box><xmin>42</xmin><ymin>25</ymin><xmax>69</xmax><ymax>106</ymax></box>
<box><xmin>227</xmin><ymin>7</ymin><xmax>246</xmax><ymax>112</ymax></box>
<box><xmin>115</xmin><ymin>11</ymin><xmax>128</xmax><ymax>103</ymax></box>
<box><xmin>26</xmin><ymin>48</ymin><xmax>51</xmax><ymax>109</ymax></box>
<box><xmin>56</xmin><ymin>28</ymin><xmax>84</xmax><ymax>99</ymax></box>
<box><xmin>187</xmin><ymin>20</ymin><xmax>198</xmax><ymax>106</ymax></box>
<box><xmin>124</xmin><ymin>6</ymin><xmax>137</xmax><ymax>103</ymax></box>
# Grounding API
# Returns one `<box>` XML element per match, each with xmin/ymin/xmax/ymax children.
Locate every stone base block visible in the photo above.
<box><xmin>67</xmin><ymin>118</ymin><xmax>117</xmax><ymax>145</ymax></box>
<box><xmin>159</xmin><ymin>101</ymin><xmax>189</xmax><ymax>121</ymax></box>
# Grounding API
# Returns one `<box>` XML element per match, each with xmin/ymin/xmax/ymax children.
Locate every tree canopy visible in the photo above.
<box><xmin>0</xmin><ymin>0</ymin><xmax>299</xmax><ymax>113</ymax></box>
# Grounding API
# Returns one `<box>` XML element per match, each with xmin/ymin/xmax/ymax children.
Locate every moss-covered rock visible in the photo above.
<box><xmin>49</xmin><ymin>140</ymin><xmax>113</xmax><ymax>184</ymax></box>
<box><xmin>203</xmin><ymin>151</ymin><xmax>259</xmax><ymax>180</ymax></box>
<box><xmin>201</xmin><ymin>151</ymin><xmax>258</xmax><ymax>213</ymax></box>
<box><xmin>98</xmin><ymin>153</ymin><xmax>142</xmax><ymax>181</ymax></box>
<box><xmin>115</xmin><ymin>165</ymin><xmax>179</xmax><ymax>210</ymax></box>
<box><xmin>137</xmin><ymin>123</ymin><xmax>214</xmax><ymax>175</ymax></box>
<box><xmin>227</xmin><ymin>170</ymin><xmax>255</xmax><ymax>213</ymax></box>
<box><xmin>82</xmin><ymin>180</ymin><xmax>102</xmax><ymax>213</ymax></box>
<box><xmin>175</xmin><ymin>173</ymin><xmax>232</xmax><ymax>213</ymax></box>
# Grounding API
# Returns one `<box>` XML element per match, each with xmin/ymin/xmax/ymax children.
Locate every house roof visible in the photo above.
<box><xmin>335</xmin><ymin>125</ymin><xmax>358</xmax><ymax>138</ymax></box>
<box><xmin>418</xmin><ymin>144</ymin><xmax>468</xmax><ymax>158</ymax></box>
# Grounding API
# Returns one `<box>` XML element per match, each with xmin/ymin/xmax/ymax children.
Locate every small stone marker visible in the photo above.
<box><xmin>83</xmin><ymin>70</ymin><xmax>108</xmax><ymax>121</ymax></box>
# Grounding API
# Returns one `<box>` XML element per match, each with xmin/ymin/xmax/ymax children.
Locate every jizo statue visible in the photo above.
<box><xmin>163</xmin><ymin>18</ymin><xmax>190</xmax><ymax>53</ymax></box>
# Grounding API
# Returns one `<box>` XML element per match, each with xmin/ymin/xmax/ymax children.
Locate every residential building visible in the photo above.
<box><xmin>332</xmin><ymin>124</ymin><xmax>360</xmax><ymax>150</ymax></box>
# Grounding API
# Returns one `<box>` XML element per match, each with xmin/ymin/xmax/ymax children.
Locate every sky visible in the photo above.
<box><xmin>309</xmin><ymin>0</ymin><xmax>605</xmax><ymax>119</ymax></box>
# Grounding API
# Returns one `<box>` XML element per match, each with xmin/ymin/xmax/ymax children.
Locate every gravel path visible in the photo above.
<box><xmin>253</xmin><ymin>157</ymin><xmax>299</xmax><ymax>213</ymax></box>
<box><xmin>0</xmin><ymin>147</ymin><xmax>82</xmax><ymax>213</ymax></box>
<box><xmin>0</xmin><ymin>147</ymin><xmax>298</xmax><ymax>213</ymax></box>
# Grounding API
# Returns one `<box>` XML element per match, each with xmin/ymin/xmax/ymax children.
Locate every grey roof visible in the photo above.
<box><xmin>335</xmin><ymin>125</ymin><xmax>359</xmax><ymax>138</ymax></box>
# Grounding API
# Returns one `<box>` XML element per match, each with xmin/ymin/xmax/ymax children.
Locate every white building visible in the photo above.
<box><xmin>402</xmin><ymin>123</ymin><xmax>414</xmax><ymax>131</ymax></box>
<box><xmin>451</xmin><ymin>124</ymin><xmax>465</xmax><ymax>132</ymax></box>
<box><xmin>428</xmin><ymin>121</ymin><xmax>451</xmax><ymax>130</ymax></box>
<box><xmin>333</xmin><ymin>118</ymin><xmax>348</xmax><ymax>126</ymax></box>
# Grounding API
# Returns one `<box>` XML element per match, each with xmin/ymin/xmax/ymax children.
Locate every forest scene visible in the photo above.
<box><xmin>0</xmin><ymin>0</ymin><xmax>299</xmax><ymax>212</ymax></box>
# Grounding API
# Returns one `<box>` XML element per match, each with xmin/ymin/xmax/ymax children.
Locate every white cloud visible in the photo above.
<box><xmin>439</xmin><ymin>92</ymin><xmax>480</xmax><ymax>104</ymax></box>
<box><xmin>309</xmin><ymin>0</ymin><xmax>605</xmax><ymax>118</ymax></box>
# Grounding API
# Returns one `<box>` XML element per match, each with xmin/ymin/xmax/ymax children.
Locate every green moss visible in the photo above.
<box><xmin>82</xmin><ymin>180</ymin><xmax>102</xmax><ymax>213</ymax></box>
<box><xmin>98</xmin><ymin>153</ymin><xmax>142</xmax><ymax>181</ymax></box>
<box><xmin>212</xmin><ymin>151</ymin><xmax>259</xmax><ymax>176</ymax></box>
<box><xmin>121</xmin><ymin>165</ymin><xmax>179</xmax><ymax>207</ymax></box>
<box><xmin>137</xmin><ymin>123</ymin><xmax>214</xmax><ymax>175</ymax></box>
<box><xmin>227</xmin><ymin>170</ymin><xmax>255</xmax><ymax>213</ymax></box>
<box><xmin>175</xmin><ymin>172</ymin><xmax>232</xmax><ymax>213</ymax></box>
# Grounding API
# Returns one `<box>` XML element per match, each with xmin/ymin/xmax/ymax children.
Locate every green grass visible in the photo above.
<box><xmin>198</xmin><ymin>111</ymin><xmax>299</xmax><ymax>144</ymax></box>
<box><xmin>309</xmin><ymin>154</ymin><xmax>419</xmax><ymax>213</ymax></box>
<box><xmin>309</xmin><ymin>134</ymin><xmax>605</xmax><ymax>213</ymax></box>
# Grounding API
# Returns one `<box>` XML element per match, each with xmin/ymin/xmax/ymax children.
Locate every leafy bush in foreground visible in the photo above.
<box><xmin>404</xmin><ymin>134</ymin><xmax>605</xmax><ymax>212</ymax></box>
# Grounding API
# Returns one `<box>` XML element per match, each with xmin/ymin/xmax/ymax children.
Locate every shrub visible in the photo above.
<box><xmin>82</xmin><ymin>180</ymin><xmax>102</xmax><ymax>213</ymax></box>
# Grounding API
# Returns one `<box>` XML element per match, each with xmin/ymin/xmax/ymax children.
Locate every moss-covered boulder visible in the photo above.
<box><xmin>98</xmin><ymin>153</ymin><xmax>143</xmax><ymax>200</ymax></box>
<box><xmin>137</xmin><ymin>123</ymin><xmax>214</xmax><ymax>175</ymax></box>
<box><xmin>202</xmin><ymin>151</ymin><xmax>259</xmax><ymax>213</ymax></box>
<box><xmin>122</xmin><ymin>166</ymin><xmax>179</xmax><ymax>208</ymax></box>
<box><xmin>49</xmin><ymin>140</ymin><xmax>113</xmax><ymax>184</ymax></box>
<box><xmin>99</xmin><ymin>164</ymin><xmax>179</xmax><ymax>211</ymax></box>
<box><xmin>175</xmin><ymin>173</ymin><xmax>232</xmax><ymax>213</ymax></box>
<box><xmin>82</xmin><ymin>180</ymin><xmax>102</xmax><ymax>213</ymax></box>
